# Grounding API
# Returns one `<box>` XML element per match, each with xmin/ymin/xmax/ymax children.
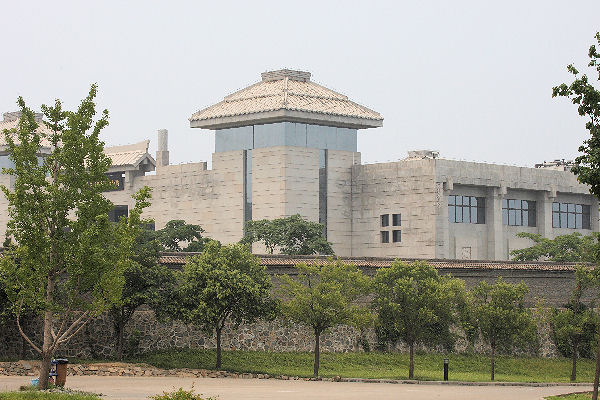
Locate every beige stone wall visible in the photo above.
<box><xmin>325</xmin><ymin>150</ymin><xmax>360</xmax><ymax>256</ymax></box>
<box><xmin>435</xmin><ymin>159</ymin><xmax>599</xmax><ymax>260</ymax></box>
<box><xmin>351</xmin><ymin>159</ymin><xmax>438</xmax><ymax>258</ymax></box>
<box><xmin>252</xmin><ymin>146</ymin><xmax>319</xmax><ymax>221</ymax></box>
<box><xmin>104</xmin><ymin>151</ymin><xmax>245</xmax><ymax>245</ymax></box>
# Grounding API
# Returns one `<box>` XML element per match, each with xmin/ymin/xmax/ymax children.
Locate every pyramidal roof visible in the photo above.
<box><xmin>189</xmin><ymin>69</ymin><xmax>383</xmax><ymax>130</ymax></box>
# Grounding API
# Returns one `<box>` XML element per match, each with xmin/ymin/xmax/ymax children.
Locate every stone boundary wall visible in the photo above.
<box><xmin>0</xmin><ymin>264</ymin><xmax>578</xmax><ymax>360</ymax></box>
<box><xmin>0</xmin><ymin>309</ymin><xmax>558</xmax><ymax>360</ymax></box>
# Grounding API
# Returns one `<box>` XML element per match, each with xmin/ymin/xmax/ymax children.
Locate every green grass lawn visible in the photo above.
<box><xmin>121</xmin><ymin>349</ymin><xmax>596</xmax><ymax>383</ymax></box>
<box><xmin>0</xmin><ymin>393</ymin><xmax>101</xmax><ymax>400</ymax></box>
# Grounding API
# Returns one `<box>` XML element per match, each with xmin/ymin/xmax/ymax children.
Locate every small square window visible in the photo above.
<box><xmin>392</xmin><ymin>214</ymin><xmax>401</xmax><ymax>226</ymax></box>
<box><xmin>381</xmin><ymin>214</ymin><xmax>389</xmax><ymax>227</ymax></box>
<box><xmin>381</xmin><ymin>231</ymin><xmax>389</xmax><ymax>243</ymax></box>
<box><xmin>392</xmin><ymin>230</ymin><xmax>401</xmax><ymax>243</ymax></box>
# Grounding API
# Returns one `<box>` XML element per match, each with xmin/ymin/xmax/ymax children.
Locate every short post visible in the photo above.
<box><xmin>443</xmin><ymin>358</ymin><xmax>449</xmax><ymax>381</ymax></box>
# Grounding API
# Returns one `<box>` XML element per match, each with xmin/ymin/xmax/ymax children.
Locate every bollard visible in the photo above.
<box><xmin>443</xmin><ymin>358</ymin><xmax>449</xmax><ymax>381</ymax></box>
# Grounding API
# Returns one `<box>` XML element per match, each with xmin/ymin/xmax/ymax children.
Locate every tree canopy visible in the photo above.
<box><xmin>549</xmin><ymin>293</ymin><xmax>598</xmax><ymax>381</ymax></box>
<box><xmin>155</xmin><ymin>219</ymin><xmax>206</xmax><ymax>252</ymax></box>
<box><xmin>278</xmin><ymin>260</ymin><xmax>371</xmax><ymax>377</ymax></box>
<box><xmin>372</xmin><ymin>261</ymin><xmax>469</xmax><ymax>379</ymax></box>
<box><xmin>553</xmin><ymin>32</ymin><xmax>600</xmax><ymax>399</ymax></box>
<box><xmin>553</xmin><ymin>32</ymin><xmax>600</xmax><ymax>196</ymax></box>
<box><xmin>175</xmin><ymin>241</ymin><xmax>277</xmax><ymax>369</ymax></box>
<box><xmin>242</xmin><ymin>214</ymin><xmax>333</xmax><ymax>255</ymax></box>
<box><xmin>510</xmin><ymin>232</ymin><xmax>599</xmax><ymax>262</ymax></box>
<box><xmin>470</xmin><ymin>278</ymin><xmax>537</xmax><ymax>381</ymax></box>
<box><xmin>0</xmin><ymin>87</ymin><xmax>148</xmax><ymax>388</ymax></box>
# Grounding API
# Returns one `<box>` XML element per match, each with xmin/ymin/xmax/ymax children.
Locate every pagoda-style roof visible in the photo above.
<box><xmin>0</xmin><ymin>112</ymin><xmax>53</xmax><ymax>153</ymax></box>
<box><xmin>190</xmin><ymin>69</ymin><xmax>383</xmax><ymax>130</ymax></box>
<box><xmin>104</xmin><ymin>140</ymin><xmax>156</xmax><ymax>173</ymax></box>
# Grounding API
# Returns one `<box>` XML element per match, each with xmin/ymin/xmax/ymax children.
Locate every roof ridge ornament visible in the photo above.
<box><xmin>261</xmin><ymin>69</ymin><xmax>311</xmax><ymax>82</ymax></box>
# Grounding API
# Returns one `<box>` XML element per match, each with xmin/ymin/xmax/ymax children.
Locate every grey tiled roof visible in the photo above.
<box><xmin>190</xmin><ymin>70</ymin><xmax>383</xmax><ymax>128</ymax></box>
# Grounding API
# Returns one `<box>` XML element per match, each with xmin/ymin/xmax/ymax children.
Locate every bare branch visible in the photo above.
<box><xmin>15</xmin><ymin>298</ymin><xmax>41</xmax><ymax>354</ymax></box>
<box><xmin>55</xmin><ymin>314</ymin><xmax>93</xmax><ymax>347</ymax></box>
<box><xmin>55</xmin><ymin>311</ymin><xmax>90</xmax><ymax>345</ymax></box>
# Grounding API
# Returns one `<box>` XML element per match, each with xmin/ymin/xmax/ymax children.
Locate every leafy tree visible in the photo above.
<box><xmin>553</xmin><ymin>31</ymin><xmax>600</xmax><ymax>400</ymax></box>
<box><xmin>470</xmin><ymin>278</ymin><xmax>538</xmax><ymax>381</ymax></box>
<box><xmin>0</xmin><ymin>88</ymin><xmax>148</xmax><ymax>389</ymax></box>
<box><xmin>156</xmin><ymin>220</ymin><xmax>206</xmax><ymax>252</ymax></box>
<box><xmin>511</xmin><ymin>232</ymin><xmax>599</xmax><ymax>262</ymax></box>
<box><xmin>278</xmin><ymin>260</ymin><xmax>371</xmax><ymax>377</ymax></box>
<box><xmin>372</xmin><ymin>261</ymin><xmax>469</xmax><ymax>379</ymax></box>
<box><xmin>108</xmin><ymin>211</ymin><xmax>177</xmax><ymax>360</ymax></box>
<box><xmin>242</xmin><ymin>214</ymin><xmax>333</xmax><ymax>255</ymax></box>
<box><xmin>549</xmin><ymin>291</ymin><xmax>598</xmax><ymax>381</ymax></box>
<box><xmin>175</xmin><ymin>241</ymin><xmax>277</xmax><ymax>369</ymax></box>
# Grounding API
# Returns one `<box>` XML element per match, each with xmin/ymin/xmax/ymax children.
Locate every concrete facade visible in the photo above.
<box><xmin>0</xmin><ymin>70</ymin><xmax>597</xmax><ymax>260</ymax></box>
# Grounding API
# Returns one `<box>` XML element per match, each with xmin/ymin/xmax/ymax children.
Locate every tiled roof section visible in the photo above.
<box><xmin>104</xmin><ymin>140</ymin><xmax>155</xmax><ymax>169</ymax></box>
<box><xmin>190</xmin><ymin>69</ymin><xmax>383</xmax><ymax>127</ymax></box>
<box><xmin>0</xmin><ymin>117</ymin><xmax>54</xmax><ymax>149</ymax></box>
<box><xmin>159</xmin><ymin>253</ymin><xmax>582</xmax><ymax>272</ymax></box>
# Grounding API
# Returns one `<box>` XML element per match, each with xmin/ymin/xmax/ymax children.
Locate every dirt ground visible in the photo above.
<box><xmin>0</xmin><ymin>375</ymin><xmax>592</xmax><ymax>400</ymax></box>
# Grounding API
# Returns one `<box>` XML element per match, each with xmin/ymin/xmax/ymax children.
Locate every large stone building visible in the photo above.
<box><xmin>1</xmin><ymin>69</ymin><xmax>597</xmax><ymax>260</ymax></box>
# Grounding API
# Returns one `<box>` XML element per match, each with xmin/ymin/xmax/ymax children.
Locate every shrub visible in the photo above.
<box><xmin>150</xmin><ymin>388</ymin><xmax>216</xmax><ymax>400</ymax></box>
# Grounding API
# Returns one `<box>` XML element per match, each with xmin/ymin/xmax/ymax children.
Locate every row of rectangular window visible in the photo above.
<box><xmin>502</xmin><ymin>199</ymin><xmax>536</xmax><ymax>227</ymax></box>
<box><xmin>381</xmin><ymin>213</ymin><xmax>401</xmax><ymax>227</ymax></box>
<box><xmin>448</xmin><ymin>195</ymin><xmax>485</xmax><ymax>224</ymax></box>
<box><xmin>381</xmin><ymin>230</ymin><xmax>401</xmax><ymax>243</ymax></box>
<box><xmin>552</xmin><ymin>202</ymin><xmax>590</xmax><ymax>229</ymax></box>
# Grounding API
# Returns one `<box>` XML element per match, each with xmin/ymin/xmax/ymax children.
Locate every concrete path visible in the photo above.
<box><xmin>0</xmin><ymin>375</ymin><xmax>592</xmax><ymax>400</ymax></box>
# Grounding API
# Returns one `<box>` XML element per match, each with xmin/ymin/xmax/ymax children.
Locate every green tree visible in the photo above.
<box><xmin>108</xmin><ymin>208</ymin><xmax>177</xmax><ymax>360</ymax></box>
<box><xmin>510</xmin><ymin>232</ymin><xmax>599</xmax><ymax>262</ymax></box>
<box><xmin>0</xmin><ymin>88</ymin><xmax>148</xmax><ymax>389</ymax></box>
<box><xmin>553</xmin><ymin>31</ymin><xmax>600</xmax><ymax>400</ymax></box>
<box><xmin>470</xmin><ymin>278</ymin><xmax>537</xmax><ymax>381</ymax></box>
<box><xmin>175</xmin><ymin>241</ymin><xmax>277</xmax><ymax>369</ymax></box>
<box><xmin>372</xmin><ymin>261</ymin><xmax>469</xmax><ymax>379</ymax></box>
<box><xmin>549</xmin><ymin>290</ymin><xmax>598</xmax><ymax>381</ymax></box>
<box><xmin>242</xmin><ymin>214</ymin><xmax>333</xmax><ymax>255</ymax></box>
<box><xmin>156</xmin><ymin>220</ymin><xmax>207</xmax><ymax>252</ymax></box>
<box><xmin>278</xmin><ymin>260</ymin><xmax>371</xmax><ymax>377</ymax></box>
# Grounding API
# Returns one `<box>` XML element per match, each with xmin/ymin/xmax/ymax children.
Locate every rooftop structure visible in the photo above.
<box><xmin>189</xmin><ymin>69</ymin><xmax>383</xmax><ymax>130</ymax></box>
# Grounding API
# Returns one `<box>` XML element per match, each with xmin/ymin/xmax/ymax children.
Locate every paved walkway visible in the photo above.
<box><xmin>0</xmin><ymin>376</ymin><xmax>592</xmax><ymax>400</ymax></box>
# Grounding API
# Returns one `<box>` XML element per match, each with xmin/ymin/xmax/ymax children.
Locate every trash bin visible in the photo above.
<box><xmin>53</xmin><ymin>358</ymin><xmax>69</xmax><ymax>387</ymax></box>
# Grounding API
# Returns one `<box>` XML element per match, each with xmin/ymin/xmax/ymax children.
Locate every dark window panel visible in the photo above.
<box><xmin>381</xmin><ymin>214</ymin><xmax>389</xmax><ymax>227</ymax></box>
<box><xmin>392</xmin><ymin>214</ymin><xmax>401</xmax><ymax>226</ymax></box>
<box><xmin>392</xmin><ymin>230</ymin><xmax>401</xmax><ymax>243</ymax></box>
<box><xmin>381</xmin><ymin>231</ymin><xmax>389</xmax><ymax>243</ymax></box>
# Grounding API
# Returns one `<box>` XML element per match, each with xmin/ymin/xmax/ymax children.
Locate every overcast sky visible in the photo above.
<box><xmin>1</xmin><ymin>1</ymin><xmax>599</xmax><ymax>168</ymax></box>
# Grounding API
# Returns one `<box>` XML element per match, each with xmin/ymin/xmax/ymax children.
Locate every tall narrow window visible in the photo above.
<box><xmin>381</xmin><ymin>214</ymin><xmax>389</xmax><ymax>227</ymax></box>
<box><xmin>244</xmin><ymin>150</ymin><xmax>252</xmax><ymax>224</ymax></box>
<box><xmin>392</xmin><ymin>214</ymin><xmax>401</xmax><ymax>226</ymax></box>
<box><xmin>381</xmin><ymin>231</ymin><xmax>389</xmax><ymax>243</ymax></box>
<box><xmin>392</xmin><ymin>230</ymin><xmax>401</xmax><ymax>243</ymax></box>
<box><xmin>319</xmin><ymin>149</ymin><xmax>327</xmax><ymax>238</ymax></box>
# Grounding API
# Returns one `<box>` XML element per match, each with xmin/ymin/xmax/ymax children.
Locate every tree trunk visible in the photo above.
<box><xmin>38</xmin><ymin>276</ymin><xmax>55</xmax><ymax>389</ymax></box>
<box><xmin>490</xmin><ymin>342</ymin><xmax>495</xmax><ymax>381</ymax></box>
<box><xmin>592</xmin><ymin>323</ymin><xmax>600</xmax><ymax>400</ymax></box>
<box><xmin>216</xmin><ymin>327</ymin><xmax>222</xmax><ymax>370</ymax></box>
<box><xmin>313</xmin><ymin>329</ymin><xmax>320</xmax><ymax>378</ymax></box>
<box><xmin>571</xmin><ymin>342</ymin><xmax>578</xmax><ymax>382</ymax></box>
<box><xmin>408</xmin><ymin>342</ymin><xmax>415</xmax><ymax>379</ymax></box>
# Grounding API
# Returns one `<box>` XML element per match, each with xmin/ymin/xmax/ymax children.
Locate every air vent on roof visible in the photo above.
<box><xmin>261</xmin><ymin>69</ymin><xmax>311</xmax><ymax>82</ymax></box>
